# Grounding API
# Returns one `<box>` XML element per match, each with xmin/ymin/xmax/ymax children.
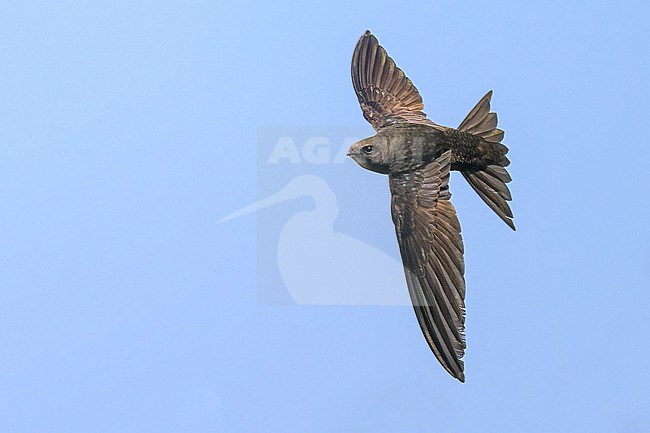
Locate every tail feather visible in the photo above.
<box><xmin>458</xmin><ymin>91</ymin><xmax>515</xmax><ymax>230</ymax></box>
<box><xmin>483</xmin><ymin>129</ymin><xmax>505</xmax><ymax>143</ymax></box>
<box><xmin>474</xmin><ymin>170</ymin><xmax>511</xmax><ymax>200</ymax></box>
<box><xmin>486</xmin><ymin>165</ymin><xmax>511</xmax><ymax>183</ymax></box>
<box><xmin>459</xmin><ymin>91</ymin><xmax>491</xmax><ymax>131</ymax></box>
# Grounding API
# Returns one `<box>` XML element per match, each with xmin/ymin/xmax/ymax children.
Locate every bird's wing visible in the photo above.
<box><xmin>389</xmin><ymin>150</ymin><xmax>467</xmax><ymax>382</ymax></box>
<box><xmin>352</xmin><ymin>31</ymin><xmax>443</xmax><ymax>132</ymax></box>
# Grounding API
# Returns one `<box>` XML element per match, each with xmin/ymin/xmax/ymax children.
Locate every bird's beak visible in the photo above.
<box><xmin>347</xmin><ymin>145</ymin><xmax>360</xmax><ymax>158</ymax></box>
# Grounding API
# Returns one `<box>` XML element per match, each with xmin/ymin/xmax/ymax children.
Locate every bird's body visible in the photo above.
<box><xmin>356</xmin><ymin>122</ymin><xmax>508</xmax><ymax>174</ymax></box>
<box><xmin>348</xmin><ymin>31</ymin><xmax>515</xmax><ymax>382</ymax></box>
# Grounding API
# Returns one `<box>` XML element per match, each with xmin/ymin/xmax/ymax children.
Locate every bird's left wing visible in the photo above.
<box><xmin>351</xmin><ymin>31</ymin><xmax>443</xmax><ymax>132</ymax></box>
<box><xmin>389</xmin><ymin>151</ymin><xmax>467</xmax><ymax>382</ymax></box>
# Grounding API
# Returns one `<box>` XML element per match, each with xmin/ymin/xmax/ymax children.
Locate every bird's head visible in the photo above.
<box><xmin>347</xmin><ymin>135</ymin><xmax>391</xmax><ymax>174</ymax></box>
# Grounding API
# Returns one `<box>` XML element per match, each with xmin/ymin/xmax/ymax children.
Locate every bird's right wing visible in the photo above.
<box><xmin>352</xmin><ymin>31</ymin><xmax>443</xmax><ymax>132</ymax></box>
<box><xmin>389</xmin><ymin>151</ymin><xmax>467</xmax><ymax>382</ymax></box>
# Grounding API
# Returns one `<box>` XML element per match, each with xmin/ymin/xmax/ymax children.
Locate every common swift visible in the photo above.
<box><xmin>347</xmin><ymin>31</ymin><xmax>514</xmax><ymax>382</ymax></box>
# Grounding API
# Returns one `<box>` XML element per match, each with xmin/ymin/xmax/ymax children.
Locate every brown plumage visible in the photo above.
<box><xmin>347</xmin><ymin>31</ymin><xmax>515</xmax><ymax>382</ymax></box>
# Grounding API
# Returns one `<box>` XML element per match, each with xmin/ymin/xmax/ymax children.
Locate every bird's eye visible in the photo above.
<box><xmin>362</xmin><ymin>145</ymin><xmax>374</xmax><ymax>155</ymax></box>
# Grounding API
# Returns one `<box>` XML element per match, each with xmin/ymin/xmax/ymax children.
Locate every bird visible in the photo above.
<box><xmin>347</xmin><ymin>30</ymin><xmax>515</xmax><ymax>382</ymax></box>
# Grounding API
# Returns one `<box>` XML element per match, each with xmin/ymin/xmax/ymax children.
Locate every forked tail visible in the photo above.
<box><xmin>458</xmin><ymin>91</ymin><xmax>515</xmax><ymax>230</ymax></box>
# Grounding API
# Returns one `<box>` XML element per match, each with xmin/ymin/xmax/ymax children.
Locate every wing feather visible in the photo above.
<box><xmin>352</xmin><ymin>31</ymin><xmax>443</xmax><ymax>131</ymax></box>
<box><xmin>389</xmin><ymin>151</ymin><xmax>467</xmax><ymax>382</ymax></box>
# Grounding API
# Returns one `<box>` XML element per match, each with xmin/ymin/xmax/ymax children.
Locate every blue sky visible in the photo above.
<box><xmin>1</xmin><ymin>1</ymin><xmax>649</xmax><ymax>432</ymax></box>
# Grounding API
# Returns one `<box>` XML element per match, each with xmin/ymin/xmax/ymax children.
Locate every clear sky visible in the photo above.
<box><xmin>1</xmin><ymin>1</ymin><xmax>649</xmax><ymax>432</ymax></box>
